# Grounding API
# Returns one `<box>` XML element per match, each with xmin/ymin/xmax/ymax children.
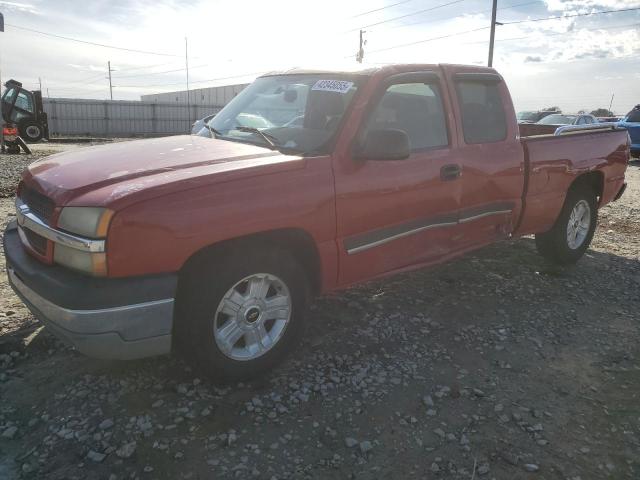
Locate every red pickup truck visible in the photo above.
<box><xmin>4</xmin><ymin>64</ymin><xmax>629</xmax><ymax>381</ymax></box>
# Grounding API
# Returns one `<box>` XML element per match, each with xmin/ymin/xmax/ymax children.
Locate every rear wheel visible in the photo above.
<box><xmin>175</xmin><ymin>245</ymin><xmax>309</xmax><ymax>382</ymax></box>
<box><xmin>535</xmin><ymin>184</ymin><xmax>598</xmax><ymax>264</ymax></box>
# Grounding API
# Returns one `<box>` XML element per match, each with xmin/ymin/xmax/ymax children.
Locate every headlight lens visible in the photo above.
<box><xmin>57</xmin><ymin>207</ymin><xmax>114</xmax><ymax>238</ymax></box>
<box><xmin>54</xmin><ymin>207</ymin><xmax>114</xmax><ymax>276</ymax></box>
<box><xmin>53</xmin><ymin>245</ymin><xmax>108</xmax><ymax>276</ymax></box>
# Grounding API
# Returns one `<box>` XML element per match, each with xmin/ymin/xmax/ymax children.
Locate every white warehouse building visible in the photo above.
<box><xmin>141</xmin><ymin>83</ymin><xmax>249</xmax><ymax>109</ymax></box>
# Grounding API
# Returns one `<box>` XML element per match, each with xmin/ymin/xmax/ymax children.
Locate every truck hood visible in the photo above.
<box><xmin>23</xmin><ymin>135</ymin><xmax>303</xmax><ymax>208</ymax></box>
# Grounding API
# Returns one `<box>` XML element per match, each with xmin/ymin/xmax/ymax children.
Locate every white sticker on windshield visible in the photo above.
<box><xmin>311</xmin><ymin>80</ymin><xmax>354</xmax><ymax>94</ymax></box>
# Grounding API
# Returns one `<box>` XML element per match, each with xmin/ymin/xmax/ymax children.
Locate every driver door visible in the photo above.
<box><xmin>333</xmin><ymin>71</ymin><xmax>463</xmax><ymax>286</ymax></box>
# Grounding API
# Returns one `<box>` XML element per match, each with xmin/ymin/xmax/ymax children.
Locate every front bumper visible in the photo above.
<box><xmin>4</xmin><ymin>222</ymin><xmax>177</xmax><ymax>360</ymax></box>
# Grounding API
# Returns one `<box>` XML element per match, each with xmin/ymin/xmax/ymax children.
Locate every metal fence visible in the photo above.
<box><xmin>43</xmin><ymin>98</ymin><xmax>224</xmax><ymax>137</ymax></box>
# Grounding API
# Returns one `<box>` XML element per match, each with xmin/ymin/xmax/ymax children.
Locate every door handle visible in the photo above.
<box><xmin>440</xmin><ymin>164</ymin><xmax>461</xmax><ymax>181</ymax></box>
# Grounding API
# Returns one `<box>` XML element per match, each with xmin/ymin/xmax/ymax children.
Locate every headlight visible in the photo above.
<box><xmin>54</xmin><ymin>245</ymin><xmax>108</xmax><ymax>276</ymax></box>
<box><xmin>54</xmin><ymin>207</ymin><xmax>114</xmax><ymax>276</ymax></box>
<box><xmin>57</xmin><ymin>207</ymin><xmax>114</xmax><ymax>238</ymax></box>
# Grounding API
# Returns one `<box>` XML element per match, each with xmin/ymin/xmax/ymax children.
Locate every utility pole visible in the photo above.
<box><xmin>608</xmin><ymin>93</ymin><xmax>615</xmax><ymax>114</ymax></box>
<box><xmin>356</xmin><ymin>29</ymin><xmax>366</xmax><ymax>63</ymax></box>
<box><xmin>185</xmin><ymin>37</ymin><xmax>190</xmax><ymax>131</ymax></box>
<box><xmin>107</xmin><ymin>61</ymin><xmax>114</xmax><ymax>100</ymax></box>
<box><xmin>488</xmin><ymin>0</ymin><xmax>499</xmax><ymax>67</ymax></box>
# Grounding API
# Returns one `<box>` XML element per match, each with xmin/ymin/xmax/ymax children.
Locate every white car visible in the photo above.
<box><xmin>191</xmin><ymin>114</ymin><xmax>216</xmax><ymax>135</ymax></box>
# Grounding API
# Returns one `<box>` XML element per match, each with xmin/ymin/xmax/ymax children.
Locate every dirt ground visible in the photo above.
<box><xmin>0</xmin><ymin>146</ymin><xmax>638</xmax><ymax>480</ymax></box>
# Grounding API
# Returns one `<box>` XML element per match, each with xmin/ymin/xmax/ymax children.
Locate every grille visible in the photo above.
<box><xmin>21</xmin><ymin>186</ymin><xmax>54</xmax><ymax>225</ymax></box>
<box><xmin>23</xmin><ymin>228</ymin><xmax>47</xmax><ymax>255</ymax></box>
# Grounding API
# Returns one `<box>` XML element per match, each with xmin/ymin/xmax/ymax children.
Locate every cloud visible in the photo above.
<box><xmin>544</xmin><ymin>0</ymin><xmax>640</xmax><ymax>12</ymax></box>
<box><xmin>524</xmin><ymin>55</ymin><xmax>543</xmax><ymax>62</ymax></box>
<box><xmin>572</xmin><ymin>48</ymin><xmax>612</xmax><ymax>59</ymax></box>
<box><xmin>0</xmin><ymin>1</ymin><xmax>37</xmax><ymax>14</ymax></box>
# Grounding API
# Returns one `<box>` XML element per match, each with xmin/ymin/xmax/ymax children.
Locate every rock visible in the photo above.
<box><xmin>143</xmin><ymin>466</ymin><xmax>154</xmax><ymax>473</ymax></box>
<box><xmin>422</xmin><ymin>395</ymin><xmax>435</xmax><ymax>407</ymax></box>
<box><xmin>433</xmin><ymin>428</ymin><xmax>445</xmax><ymax>439</ymax></box>
<box><xmin>524</xmin><ymin>463</ymin><xmax>540</xmax><ymax>472</ymax></box>
<box><xmin>1</xmin><ymin>426</ymin><xmax>17</xmax><ymax>439</ymax></box>
<box><xmin>500</xmin><ymin>451</ymin><xmax>519</xmax><ymax>466</ymax></box>
<box><xmin>477</xmin><ymin>463</ymin><xmax>490</xmax><ymax>476</ymax></box>
<box><xmin>359</xmin><ymin>441</ymin><xmax>373</xmax><ymax>454</ymax></box>
<box><xmin>87</xmin><ymin>450</ymin><xmax>106</xmax><ymax>463</ymax></box>
<box><xmin>345</xmin><ymin>437</ymin><xmax>358</xmax><ymax>448</ymax></box>
<box><xmin>115</xmin><ymin>441</ymin><xmax>137</xmax><ymax>459</ymax></box>
<box><xmin>430</xmin><ymin>462</ymin><xmax>440</xmax><ymax>473</ymax></box>
<box><xmin>99</xmin><ymin>419</ymin><xmax>114</xmax><ymax>430</ymax></box>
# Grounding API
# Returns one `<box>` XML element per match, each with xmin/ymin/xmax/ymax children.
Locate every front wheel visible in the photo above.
<box><xmin>175</xmin><ymin>245</ymin><xmax>309</xmax><ymax>382</ymax></box>
<box><xmin>535</xmin><ymin>185</ymin><xmax>598</xmax><ymax>265</ymax></box>
<box><xmin>20</xmin><ymin>122</ymin><xmax>44</xmax><ymax>143</ymax></box>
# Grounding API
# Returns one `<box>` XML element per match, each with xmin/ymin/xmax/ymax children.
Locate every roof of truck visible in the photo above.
<box><xmin>259</xmin><ymin>63</ymin><xmax>495</xmax><ymax>78</ymax></box>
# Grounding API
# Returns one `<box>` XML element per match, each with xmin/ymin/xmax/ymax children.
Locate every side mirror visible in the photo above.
<box><xmin>354</xmin><ymin>129</ymin><xmax>411</xmax><ymax>161</ymax></box>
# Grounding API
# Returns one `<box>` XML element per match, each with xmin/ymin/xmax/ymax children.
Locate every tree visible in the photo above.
<box><xmin>590</xmin><ymin>108</ymin><xmax>613</xmax><ymax>117</ymax></box>
<box><xmin>543</xmin><ymin>106</ymin><xmax>561</xmax><ymax>112</ymax></box>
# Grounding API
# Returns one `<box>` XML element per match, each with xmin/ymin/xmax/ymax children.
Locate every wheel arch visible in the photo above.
<box><xmin>178</xmin><ymin>227</ymin><xmax>323</xmax><ymax>297</ymax></box>
<box><xmin>569</xmin><ymin>171</ymin><xmax>604</xmax><ymax>203</ymax></box>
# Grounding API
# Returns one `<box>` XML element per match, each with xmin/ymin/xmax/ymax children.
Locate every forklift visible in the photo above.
<box><xmin>1</xmin><ymin>79</ymin><xmax>49</xmax><ymax>153</ymax></box>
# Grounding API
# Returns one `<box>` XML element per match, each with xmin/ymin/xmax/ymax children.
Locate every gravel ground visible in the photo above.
<box><xmin>0</xmin><ymin>149</ymin><xmax>62</xmax><ymax>197</ymax></box>
<box><xmin>0</xmin><ymin>148</ymin><xmax>639</xmax><ymax>480</ymax></box>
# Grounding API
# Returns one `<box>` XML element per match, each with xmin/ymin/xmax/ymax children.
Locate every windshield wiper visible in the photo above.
<box><xmin>204</xmin><ymin>124</ymin><xmax>223</xmax><ymax>139</ymax></box>
<box><xmin>235</xmin><ymin>126</ymin><xmax>280</xmax><ymax>148</ymax></box>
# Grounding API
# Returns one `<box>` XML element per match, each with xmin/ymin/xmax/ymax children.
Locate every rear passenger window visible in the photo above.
<box><xmin>456</xmin><ymin>81</ymin><xmax>507</xmax><ymax>144</ymax></box>
<box><xmin>368</xmin><ymin>82</ymin><xmax>448</xmax><ymax>151</ymax></box>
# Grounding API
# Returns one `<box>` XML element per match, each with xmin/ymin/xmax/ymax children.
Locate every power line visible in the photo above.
<box><xmin>501</xmin><ymin>6</ymin><xmax>640</xmax><ymax>25</ymax></box>
<box><xmin>5</xmin><ymin>23</ymin><xmax>183</xmax><ymax>57</ymax></box>
<box><xmin>347</xmin><ymin>0</ymin><xmax>468</xmax><ymax>32</ymax></box>
<box><xmin>383</xmin><ymin>0</ymin><xmax>542</xmax><ymax>31</ymax></box>
<box><xmin>113</xmin><ymin>71</ymin><xmax>266</xmax><ymax>89</ymax></box>
<box><xmin>349</xmin><ymin>0</ymin><xmax>416</xmax><ymax>19</ymax></box>
<box><xmin>113</xmin><ymin>61</ymin><xmax>181</xmax><ymax>73</ymax></box>
<box><xmin>461</xmin><ymin>21</ymin><xmax>640</xmax><ymax>45</ymax></box>
<box><xmin>363</xmin><ymin>25</ymin><xmax>489</xmax><ymax>55</ymax></box>
<box><xmin>362</xmin><ymin>7</ymin><xmax>640</xmax><ymax>56</ymax></box>
<box><xmin>113</xmin><ymin>65</ymin><xmax>208</xmax><ymax>79</ymax></box>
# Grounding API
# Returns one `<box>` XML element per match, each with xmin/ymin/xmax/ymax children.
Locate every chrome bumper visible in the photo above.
<box><xmin>8</xmin><ymin>266</ymin><xmax>174</xmax><ymax>360</ymax></box>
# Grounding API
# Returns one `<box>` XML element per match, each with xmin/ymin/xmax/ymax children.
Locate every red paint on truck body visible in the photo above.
<box><xmin>19</xmin><ymin>64</ymin><xmax>629</xmax><ymax>292</ymax></box>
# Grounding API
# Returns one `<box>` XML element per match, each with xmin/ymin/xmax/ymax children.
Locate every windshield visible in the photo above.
<box><xmin>206</xmin><ymin>74</ymin><xmax>363</xmax><ymax>154</ymax></box>
<box><xmin>625</xmin><ymin>108</ymin><xmax>640</xmax><ymax>123</ymax></box>
<box><xmin>537</xmin><ymin>114</ymin><xmax>576</xmax><ymax>125</ymax></box>
<box><xmin>517</xmin><ymin>111</ymin><xmax>537</xmax><ymax>121</ymax></box>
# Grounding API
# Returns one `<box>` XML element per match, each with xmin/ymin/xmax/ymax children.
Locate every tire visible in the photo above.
<box><xmin>175</xmin><ymin>244</ymin><xmax>309</xmax><ymax>382</ymax></box>
<box><xmin>535</xmin><ymin>184</ymin><xmax>598</xmax><ymax>265</ymax></box>
<box><xmin>19</xmin><ymin>122</ymin><xmax>43</xmax><ymax>143</ymax></box>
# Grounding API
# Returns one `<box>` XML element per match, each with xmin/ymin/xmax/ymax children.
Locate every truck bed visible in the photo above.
<box><xmin>516</xmin><ymin>126</ymin><xmax>629</xmax><ymax>236</ymax></box>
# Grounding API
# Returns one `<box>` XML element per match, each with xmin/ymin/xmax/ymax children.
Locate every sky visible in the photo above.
<box><xmin>0</xmin><ymin>0</ymin><xmax>639</xmax><ymax>114</ymax></box>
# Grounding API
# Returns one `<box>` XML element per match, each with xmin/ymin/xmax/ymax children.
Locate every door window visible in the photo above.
<box><xmin>367</xmin><ymin>82</ymin><xmax>448</xmax><ymax>151</ymax></box>
<box><xmin>15</xmin><ymin>91</ymin><xmax>34</xmax><ymax>114</ymax></box>
<box><xmin>456</xmin><ymin>81</ymin><xmax>507</xmax><ymax>144</ymax></box>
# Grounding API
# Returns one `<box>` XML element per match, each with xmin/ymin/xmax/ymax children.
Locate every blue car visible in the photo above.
<box><xmin>619</xmin><ymin>105</ymin><xmax>640</xmax><ymax>158</ymax></box>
